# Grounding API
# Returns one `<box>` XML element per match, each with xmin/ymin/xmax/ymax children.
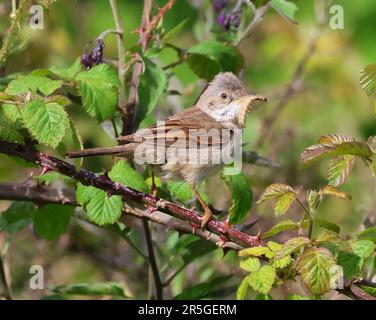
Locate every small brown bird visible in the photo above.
<box><xmin>67</xmin><ymin>72</ymin><xmax>267</xmax><ymax>227</ymax></box>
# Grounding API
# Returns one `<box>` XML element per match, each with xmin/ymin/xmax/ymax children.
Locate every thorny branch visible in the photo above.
<box><xmin>0</xmin><ymin>178</ymin><xmax>376</xmax><ymax>300</ymax></box>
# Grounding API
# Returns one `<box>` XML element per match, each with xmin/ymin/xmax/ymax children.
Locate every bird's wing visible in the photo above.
<box><xmin>118</xmin><ymin>107</ymin><xmax>227</xmax><ymax>148</ymax></box>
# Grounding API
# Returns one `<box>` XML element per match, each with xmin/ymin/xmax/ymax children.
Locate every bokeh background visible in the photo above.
<box><xmin>0</xmin><ymin>0</ymin><xmax>375</xmax><ymax>299</ymax></box>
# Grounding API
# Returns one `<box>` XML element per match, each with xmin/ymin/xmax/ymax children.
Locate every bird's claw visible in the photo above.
<box><xmin>201</xmin><ymin>209</ymin><xmax>213</xmax><ymax>229</ymax></box>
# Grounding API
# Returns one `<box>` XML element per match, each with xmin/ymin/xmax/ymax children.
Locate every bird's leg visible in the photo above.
<box><xmin>189</xmin><ymin>182</ymin><xmax>213</xmax><ymax>229</ymax></box>
<box><xmin>150</xmin><ymin>171</ymin><xmax>157</xmax><ymax>198</ymax></box>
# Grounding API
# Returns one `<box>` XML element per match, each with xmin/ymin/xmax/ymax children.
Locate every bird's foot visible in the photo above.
<box><xmin>145</xmin><ymin>205</ymin><xmax>157</xmax><ymax>215</ymax></box>
<box><xmin>201</xmin><ymin>208</ymin><xmax>213</xmax><ymax>229</ymax></box>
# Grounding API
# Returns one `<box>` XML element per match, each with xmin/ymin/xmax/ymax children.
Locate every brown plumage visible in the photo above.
<box><xmin>66</xmin><ymin>72</ymin><xmax>267</xmax><ymax>227</ymax></box>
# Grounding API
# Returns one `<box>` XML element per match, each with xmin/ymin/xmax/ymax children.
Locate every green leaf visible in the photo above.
<box><xmin>51</xmin><ymin>282</ymin><xmax>126</xmax><ymax>297</ymax></box>
<box><xmin>174</xmin><ymin>275</ymin><xmax>231</xmax><ymax>300</ymax></box>
<box><xmin>0</xmin><ymin>202</ymin><xmax>35</xmax><ymax>233</ymax></box>
<box><xmin>50</xmin><ymin>58</ymin><xmax>82</xmax><ymax>81</ymax></box>
<box><xmin>167</xmin><ymin>181</ymin><xmax>194</xmax><ymax>203</ymax></box>
<box><xmin>108</xmin><ymin>160</ymin><xmax>148</xmax><ymax>192</ymax></box>
<box><xmin>76</xmin><ymin>183</ymin><xmax>97</xmax><ymax>206</ymax></box>
<box><xmin>358</xmin><ymin>226</ymin><xmax>376</xmax><ymax>243</ymax></box>
<box><xmin>247</xmin><ymin>265</ymin><xmax>276</xmax><ymax>294</ymax></box>
<box><xmin>315</xmin><ymin>230</ymin><xmax>351</xmax><ymax>252</ymax></box>
<box><xmin>239</xmin><ymin>246</ymin><xmax>274</xmax><ymax>259</ymax></box>
<box><xmin>313</xmin><ymin>219</ymin><xmax>341</xmax><ymax>234</ymax></box>
<box><xmin>33</xmin><ymin>204</ymin><xmax>74</xmax><ymax>240</ymax></box>
<box><xmin>85</xmin><ymin>189</ymin><xmax>123</xmax><ymax>226</ymax></box>
<box><xmin>236</xmin><ymin>276</ymin><xmax>249</xmax><ymax>300</ymax></box>
<box><xmin>319</xmin><ymin>185</ymin><xmax>351</xmax><ymax>200</ymax></box>
<box><xmin>300</xmin><ymin>134</ymin><xmax>372</xmax><ymax>168</ymax></box>
<box><xmin>257</xmin><ymin>183</ymin><xmax>297</xmax><ymax>216</ymax></box>
<box><xmin>359</xmin><ymin>64</ymin><xmax>376</xmax><ymax>96</ymax></box>
<box><xmin>5</xmin><ymin>74</ymin><xmax>62</xmax><ymax>96</ymax></box>
<box><xmin>21</xmin><ymin>100</ymin><xmax>69</xmax><ymax>148</ymax></box>
<box><xmin>268</xmin><ymin>242</ymin><xmax>293</xmax><ymax>269</ymax></box>
<box><xmin>75</xmin><ymin>64</ymin><xmax>120</xmax><ymax>122</ymax></box>
<box><xmin>240</xmin><ymin>257</ymin><xmax>260</xmax><ymax>272</ymax></box>
<box><xmin>286</xmin><ymin>294</ymin><xmax>309</xmax><ymax>300</ymax></box>
<box><xmin>337</xmin><ymin>251</ymin><xmax>362</xmax><ymax>279</ymax></box>
<box><xmin>187</xmin><ymin>41</ymin><xmax>244</xmax><ymax>81</ymax></box>
<box><xmin>296</xmin><ymin>247</ymin><xmax>337</xmax><ymax>295</ymax></box>
<box><xmin>270</xmin><ymin>0</ymin><xmax>298</xmax><ymax>24</ymax></box>
<box><xmin>135</xmin><ymin>58</ymin><xmax>167</xmax><ymax>129</ymax></box>
<box><xmin>327</xmin><ymin>155</ymin><xmax>355</xmax><ymax>186</ymax></box>
<box><xmin>262</xmin><ymin>219</ymin><xmax>299</xmax><ymax>238</ymax></box>
<box><xmin>161</xmin><ymin>18</ymin><xmax>189</xmax><ymax>45</ymax></box>
<box><xmin>275</xmin><ymin>237</ymin><xmax>311</xmax><ymax>260</ymax></box>
<box><xmin>349</xmin><ymin>239</ymin><xmax>375</xmax><ymax>261</ymax></box>
<box><xmin>222</xmin><ymin>172</ymin><xmax>253</xmax><ymax>224</ymax></box>
<box><xmin>181</xmin><ymin>239</ymin><xmax>217</xmax><ymax>265</ymax></box>
<box><xmin>361</xmin><ymin>286</ymin><xmax>376</xmax><ymax>297</ymax></box>
<box><xmin>0</xmin><ymin>107</ymin><xmax>23</xmax><ymax>142</ymax></box>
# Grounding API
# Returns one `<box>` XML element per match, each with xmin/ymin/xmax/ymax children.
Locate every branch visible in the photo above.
<box><xmin>0</xmin><ymin>0</ymin><xmax>27</xmax><ymax>67</ymax></box>
<box><xmin>0</xmin><ymin>180</ymin><xmax>372</xmax><ymax>300</ymax></box>
<box><xmin>0</xmin><ymin>140</ymin><xmax>262</xmax><ymax>248</ymax></box>
<box><xmin>255</xmin><ymin>5</ymin><xmax>326</xmax><ymax>148</ymax></box>
<box><xmin>236</xmin><ymin>3</ymin><xmax>269</xmax><ymax>47</ymax></box>
<box><xmin>109</xmin><ymin>0</ymin><xmax>127</xmax><ymax>133</ymax></box>
<box><xmin>142</xmin><ymin>219</ymin><xmax>163</xmax><ymax>299</ymax></box>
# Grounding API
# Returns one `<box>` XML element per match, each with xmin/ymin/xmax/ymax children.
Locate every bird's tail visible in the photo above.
<box><xmin>65</xmin><ymin>145</ymin><xmax>131</xmax><ymax>158</ymax></box>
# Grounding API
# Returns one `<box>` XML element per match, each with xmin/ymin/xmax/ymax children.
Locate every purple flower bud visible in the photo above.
<box><xmin>212</xmin><ymin>0</ymin><xmax>228</xmax><ymax>12</ymax></box>
<box><xmin>81</xmin><ymin>39</ymin><xmax>105</xmax><ymax>70</ymax></box>
<box><xmin>217</xmin><ymin>13</ymin><xmax>226</xmax><ymax>25</ymax></box>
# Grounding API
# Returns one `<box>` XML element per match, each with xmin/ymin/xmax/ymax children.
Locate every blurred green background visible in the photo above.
<box><xmin>0</xmin><ymin>0</ymin><xmax>375</xmax><ymax>299</ymax></box>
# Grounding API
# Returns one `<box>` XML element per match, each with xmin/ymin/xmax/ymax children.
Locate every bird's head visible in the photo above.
<box><xmin>196</xmin><ymin>72</ymin><xmax>267</xmax><ymax>128</ymax></box>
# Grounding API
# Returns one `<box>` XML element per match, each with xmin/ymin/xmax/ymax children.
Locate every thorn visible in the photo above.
<box><xmin>145</xmin><ymin>205</ymin><xmax>157</xmax><ymax>215</ymax></box>
<box><xmin>190</xmin><ymin>222</ymin><xmax>199</xmax><ymax>235</ymax></box>
<box><xmin>40</xmin><ymin>166</ymin><xmax>52</xmax><ymax>176</ymax></box>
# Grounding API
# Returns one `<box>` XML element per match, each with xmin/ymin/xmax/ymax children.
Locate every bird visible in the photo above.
<box><xmin>66</xmin><ymin>72</ymin><xmax>267</xmax><ymax>228</ymax></box>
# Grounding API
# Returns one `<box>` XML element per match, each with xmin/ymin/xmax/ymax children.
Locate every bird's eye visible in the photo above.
<box><xmin>220</xmin><ymin>92</ymin><xmax>228</xmax><ymax>99</ymax></box>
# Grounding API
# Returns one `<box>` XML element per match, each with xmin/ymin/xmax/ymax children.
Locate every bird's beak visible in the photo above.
<box><xmin>234</xmin><ymin>95</ymin><xmax>267</xmax><ymax>111</ymax></box>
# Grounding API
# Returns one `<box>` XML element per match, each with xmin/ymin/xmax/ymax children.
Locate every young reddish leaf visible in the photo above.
<box><xmin>318</xmin><ymin>185</ymin><xmax>351</xmax><ymax>200</ymax></box>
<box><xmin>327</xmin><ymin>155</ymin><xmax>355</xmax><ymax>186</ymax></box>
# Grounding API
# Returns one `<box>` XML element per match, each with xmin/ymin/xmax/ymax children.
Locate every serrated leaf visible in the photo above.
<box><xmin>240</xmin><ymin>257</ymin><xmax>260</xmax><ymax>272</ymax></box>
<box><xmin>108</xmin><ymin>160</ymin><xmax>148</xmax><ymax>192</ymax></box>
<box><xmin>247</xmin><ymin>265</ymin><xmax>276</xmax><ymax>294</ymax></box>
<box><xmin>360</xmin><ymin>64</ymin><xmax>376</xmax><ymax>96</ymax></box>
<box><xmin>167</xmin><ymin>181</ymin><xmax>208</xmax><ymax>204</ymax></box>
<box><xmin>161</xmin><ymin>18</ymin><xmax>189</xmax><ymax>45</ymax></box>
<box><xmin>257</xmin><ymin>183</ymin><xmax>297</xmax><ymax>216</ymax></box>
<box><xmin>76</xmin><ymin>183</ymin><xmax>97</xmax><ymax>206</ymax></box>
<box><xmin>21</xmin><ymin>100</ymin><xmax>69</xmax><ymax>148</ymax></box>
<box><xmin>300</xmin><ymin>134</ymin><xmax>372</xmax><ymax>168</ymax></box>
<box><xmin>236</xmin><ymin>276</ymin><xmax>249</xmax><ymax>300</ymax></box>
<box><xmin>85</xmin><ymin>189</ymin><xmax>123</xmax><ymax>226</ymax></box>
<box><xmin>270</xmin><ymin>0</ymin><xmax>298</xmax><ymax>24</ymax></box>
<box><xmin>134</xmin><ymin>58</ymin><xmax>167</xmax><ymax>129</ymax></box>
<box><xmin>315</xmin><ymin>229</ymin><xmax>351</xmax><ymax>252</ymax></box>
<box><xmin>222</xmin><ymin>172</ymin><xmax>253</xmax><ymax>224</ymax></box>
<box><xmin>327</xmin><ymin>155</ymin><xmax>355</xmax><ymax>186</ymax></box>
<box><xmin>239</xmin><ymin>246</ymin><xmax>274</xmax><ymax>259</ymax></box>
<box><xmin>5</xmin><ymin>74</ymin><xmax>62</xmax><ymax>96</ymax></box>
<box><xmin>275</xmin><ymin>237</ymin><xmax>311</xmax><ymax>260</ymax></box>
<box><xmin>267</xmin><ymin>242</ymin><xmax>293</xmax><ymax>268</ymax></box>
<box><xmin>262</xmin><ymin>219</ymin><xmax>298</xmax><ymax>238</ymax></box>
<box><xmin>358</xmin><ymin>226</ymin><xmax>376</xmax><ymax>243</ymax></box>
<box><xmin>349</xmin><ymin>239</ymin><xmax>375</xmax><ymax>261</ymax></box>
<box><xmin>33</xmin><ymin>204</ymin><xmax>73</xmax><ymax>240</ymax></box>
<box><xmin>0</xmin><ymin>202</ymin><xmax>35</xmax><ymax>233</ymax></box>
<box><xmin>51</xmin><ymin>282</ymin><xmax>126</xmax><ymax>297</ymax></box>
<box><xmin>296</xmin><ymin>247</ymin><xmax>337</xmax><ymax>295</ymax></box>
<box><xmin>50</xmin><ymin>58</ymin><xmax>82</xmax><ymax>81</ymax></box>
<box><xmin>319</xmin><ymin>185</ymin><xmax>351</xmax><ymax>200</ymax></box>
<box><xmin>187</xmin><ymin>41</ymin><xmax>244</xmax><ymax>81</ymax></box>
<box><xmin>75</xmin><ymin>64</ymin><xmax>120</xmax><ymax>122</ymax></box>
